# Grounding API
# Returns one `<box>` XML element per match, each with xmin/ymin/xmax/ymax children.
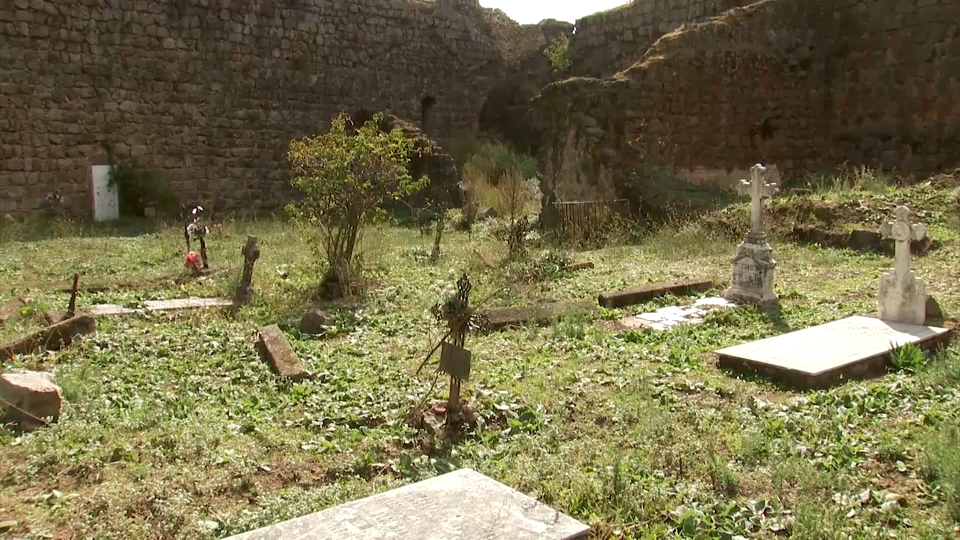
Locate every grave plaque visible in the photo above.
<box><xmin>225</xmin><ymin>468</ymin><xmax>590</xmax><ymax>540</ymax></box>
<box><xmin>439</xmin><ymin>342</ymin><xmax>471</xmax><ymax>382</ymax></box>
<box><xmin>88</xmin><ymin>164</ymin><xmax>119</xmax><ymax>222</ymax></box>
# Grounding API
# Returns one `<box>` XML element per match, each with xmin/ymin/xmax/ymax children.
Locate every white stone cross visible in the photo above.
<box><xmin>877</xmin><ymin>205</ymin><xmax>928</xmax><ymax>325</ymax></box>
<box><xmin>737</xmin><ymin>163</ymin><xmax>778</xmax><ymax>236</ymax></box>
<box><xmin>880</xmin><ymin>205</ymin><xmax>925</xmax><ymax>281</ymax></box>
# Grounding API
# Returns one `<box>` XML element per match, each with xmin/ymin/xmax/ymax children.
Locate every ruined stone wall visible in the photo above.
<box><xmin>568</xmin><ymin>0</ymin><xmax>755</xmax><ymax>77</ymax></box>
<box><xmin>0</xmin><ymin>0</ymin><xmax>547</xmax><ymax>218</ymax></box>
<box><xmin>533</xmin><ymin>0</ymin><xmax>960</xmax><ymax>204</ymax></box>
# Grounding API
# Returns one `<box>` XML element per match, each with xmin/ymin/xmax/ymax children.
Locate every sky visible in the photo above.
<box><xmin>479</xmin><ymin>0</ymin><xmax>629</xmax><ymax>24</ymax></box>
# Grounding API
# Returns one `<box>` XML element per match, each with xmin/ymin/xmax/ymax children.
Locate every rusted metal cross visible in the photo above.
<box><xmin>433</xmin><ymin>274</ymin><xmax>489</xmax><ymax>418</ymax></box>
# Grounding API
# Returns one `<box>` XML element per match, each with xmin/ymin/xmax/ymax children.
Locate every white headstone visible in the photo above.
<box><xmin>878</xmin><ymin>205</ymin><xmax>927</xmax><ymax>324</ymax></box>
<box><xmin>723</xmin><ymin>164</ymin><xmax>779</xmax><ymax>307</ymax></box>
<box><xmin>88</xmin><ymin>164</ymin><xmax>119</xmax><ymax>222</ymax></box>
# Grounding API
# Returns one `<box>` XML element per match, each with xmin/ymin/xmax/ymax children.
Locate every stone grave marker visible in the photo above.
<box><xmin>88</xmin><ymin>164</ymin><xmax>119</xmax><ymax>222</ymax></box>
<box><xmin>723</xmin><ymin>164</ymin><xmax>779</xmax><ymax>307</ymax></box>
<box><xmin>256</xmin><ymin>324</ymin><xmax>310</xmax><ymax>380</ymax></box>
<box><xmin>618</xmin><ymin>297</ymin><xmax>736</xmax><ymax>331</ymax></box>
<box><xmin>598</xmin><ymin>278</ymin><xmax>717</xmax><ymax>309</ymax></box>
<box><xmin>0</xmin><ymin>371</ymin><xmax>62</xmax><ymax>431</ymax></box>
<box><xmin>715</xmin><ymin>315</ymin><xmax>951</xmax><ymax>388</ymax></box>
<box><xmin>878</xmin><ymin>205</ymin><xmax>927</xmax><ymax>325</ymax></box>
<box><xmin>0</xmin><ymin>314</ymin><xmax>97</xmax><ymax>360</ymax></box>
<box><xmin>235</xmin><ymin>236</ymin><xmax>260</xmax><ymax>305</ymax></box>
<box><xmin>224</xmin><ymin>468</ymin><xmax>590</xmax><ymax>540</ymax></box>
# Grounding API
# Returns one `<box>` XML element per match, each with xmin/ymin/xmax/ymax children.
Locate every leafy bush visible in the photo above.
<box><xmin>544</xmin><ymin>34</ymin><xmax>571</xmax><ymax>72</ymax></box>
<box><xmin>287</xmin><ymin>112</ymin><xmax>427</xmax><ymax>289</ymax></box>
<box><xmin>104</xmin><ymin>144</ymin><xmax>180</xmax><ymax>217</ymax></box>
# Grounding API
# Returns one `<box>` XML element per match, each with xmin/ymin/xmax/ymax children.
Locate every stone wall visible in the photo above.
<box><xmin>568</xmin><ymin>0</ymin><xmax>754</xmax><ymax>78</ymax></box>
<box><xmin>533</xmin><ymin>0</ymin><xmax>960</xmax><ymax>206</ymax></box>
<box><xmin>0</xmin><ymin>0</ymin><xmax>549</xmax><ymax>217</ymax></box>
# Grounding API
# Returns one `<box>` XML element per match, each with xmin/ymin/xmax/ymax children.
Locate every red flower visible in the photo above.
<box><xmin>184</xmin><ymin>251</ymin><xmax>201</xmax><ymax>270</ymax></box>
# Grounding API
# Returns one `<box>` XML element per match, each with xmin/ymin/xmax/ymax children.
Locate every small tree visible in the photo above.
<box><xmin>499</xmin><ymin>167</ymin><xmax>541</xmax><ymax>259</ymax></box>
<box><xmin>288</xmin><ymin>112</ymin><xmax>427</xmax><ymax>291</ymax></box>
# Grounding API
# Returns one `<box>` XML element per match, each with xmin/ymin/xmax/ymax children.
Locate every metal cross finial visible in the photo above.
<box><xmin>737</xmin><ymin>164</ymin><xmax>778</xmax><ymax>236</ymax></box>
<box><xmin>880</xmin><ymin>205</ymin><xmax>925</xmax><ymax>277</ymax></box>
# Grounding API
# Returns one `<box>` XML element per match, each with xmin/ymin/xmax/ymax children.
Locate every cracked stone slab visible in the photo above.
<box><xmin>716</xmin><ymin>315</ymin><xmax>953</xmax><ymax>388</ymax></box>
<box><xmin>87</xmin><ymin>297</ymin><xmax>233</xmax><ymax>317</ymax></box>
<box><xmin>225</xmin><ymin>468</ymin><xmax>590</xmax><ymax>540</ymax></box>
<box><xmin>619</xmin><ymin>297</ymin><xmax>737</xmax><ymax>331</ymax></box>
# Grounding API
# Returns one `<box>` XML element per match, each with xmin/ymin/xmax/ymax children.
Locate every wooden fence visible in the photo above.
<box><xmin>554</xmin><ymin>199</ymin><xmax>631</xmax><ymax>244</ymax></box>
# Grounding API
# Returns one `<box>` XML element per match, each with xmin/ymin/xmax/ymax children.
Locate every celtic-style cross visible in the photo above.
<box><xmin>737</xmin><ymin>164</ymin><xmax>778</xmax><ymax>237</ymax></box>
<box><xmin>880</xmin><ymin>205</ymin><xmax>925</xmax><ymax>282</ymax></box>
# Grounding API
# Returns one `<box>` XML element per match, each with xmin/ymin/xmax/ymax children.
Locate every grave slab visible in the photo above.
<box><xmin>483</xmin><ymin>300</ymin><xmax>597</xmax><ymax>331</ymax></box>
<box><xmin>142</xmin><ymin>297</ymin><xmax>233</xmax><ymax>311</ymax></box>
<box><xmin>225</xmin><ymin>468</ymin><xmax>590</xmax><ymax>540</ymax></box>
<box><xmin>256</xmin><ymin>324</ymin><xmax>310</xmax><ymax>380</ymax></box>
<box><xmin>598</xmin><ymin>279</ymin><xmax>717</xmax><ymax>309</ymax></box>
<box><xmin>0</xmin><ymin>315</ymin><xmax>97</xmax><ymax>361</ymax></box>
<box><xmin>0</xmin><ymin>297</ymin><xmax>28</xmax><ymax>326</ymax></box>
<box><xmin>619</xmin><ymin>297</ymin><xmax>736</xmax><ymax>331</ymax></box>
<box><xmin>716</xmin><ymin>315</ymin><xmax>952</xmax><ymax>389</ymax></box>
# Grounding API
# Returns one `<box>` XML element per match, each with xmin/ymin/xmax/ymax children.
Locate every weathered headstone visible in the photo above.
<box><xmin>235</xmin><ymin>236</ymin><xmax>260</xmax><ymax>305</ymax></box>
<box><xmin>224</xmin><ymin>468</ymin><xmax>590</xmax><ymax>540</ymax></box>
<box><xmin>88</xmin><ymin>164</ymin><xmax>119</xmax><ymax>222</ymax></box>
<box><xmin>723</xmin><ymin>164</ymin><xmax>779</xmax><ymax>307</ymax></box>
<box><xmin>0</xmin><ymin>371</ymin><xmax>62</xmax><ymax>431</ymax></box>
<box><xmin>256</xmin><ymin>324</ymin><xmax>309</xmax><ymax>380</ymax></box>
<box><xmin>0</xmin><ymin>314</ymin><xmax>97</xmax><ymax>360</ymax></box>
<box><xmin>878</xmin><ymin>205</ymin><xmax>927</xmax><ymax>325</ymax></box>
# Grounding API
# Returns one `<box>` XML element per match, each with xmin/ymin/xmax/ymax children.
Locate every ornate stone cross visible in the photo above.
<box><xmin>878</xmin><ymin>205</ymin><xmax>927</xmax><ymax>324</ymax></box>
<box><xmin>236</xmin><ymin>236</ymin><xmax>260</xmax><ymax>305</ymax></box>
<box><xmin>737</xmin><ymin>164</ymin><xmax>778</xmax><ymax>238</ymax></box>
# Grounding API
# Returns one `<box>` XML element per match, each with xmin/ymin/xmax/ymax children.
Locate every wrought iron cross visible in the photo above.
<box><xmin>737</xmin><ymin>164</ymin><xmax>778</xmax><ymax>237</ymax></box>
<box><xmin>880</xmin><ymin>205</ymin><xmax>925</xmax><ymax>279</ymax></box>
<box><xmin>432</xmin><ymin>274</ymin><xmax>489</xmax><ymax>417</ymax></box>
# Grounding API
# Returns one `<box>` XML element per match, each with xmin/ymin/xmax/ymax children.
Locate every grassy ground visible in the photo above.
<box><xmin>1</xmin><ymin>180</ymin><xmax>959</xmax><ymax>539</ymax></box>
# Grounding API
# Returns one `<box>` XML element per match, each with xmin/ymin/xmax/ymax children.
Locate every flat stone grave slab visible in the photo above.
<box><xmin>225</xmin><ymin>468</ymin><xmax>590</xmax><ymax>540</ymax></box>
<box><xmin>716</xmin><ymin>315</ymin><xmax>952</xmax><ymax>389</ymax></box>
<box><xmin>483</xmin><ymin>300</ymin><xmax>597</xmax><ymax>331</ymax></box>
<box><xmin>87</xmin><ymin>297</ymin><xmax>233</xmax><ymax>317</ymax></box>
<box><xmin>598</xmin><ymin>279</ymin><xmax>718</xmax><ymax>309</ymax></box>
<box><xmin>618</xmin><ymin>297</ymin><xmax>737</xmax><ymax>331</ymax></box>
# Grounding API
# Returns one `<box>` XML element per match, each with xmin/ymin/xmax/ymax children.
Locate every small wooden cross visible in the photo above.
<box><xmin>880</xmin><ymin>205</ymin><xmax>925</xmax><ymax>280</ymax></box>
<box><xmin>737</xmin><ymin>164</ymin><xmax>778</xmax><ymax>237</ymax></box>
<box><xmin>236</xmin><ymin>236</ymin><xmax>260</xmax><ymax>305</ymax></box>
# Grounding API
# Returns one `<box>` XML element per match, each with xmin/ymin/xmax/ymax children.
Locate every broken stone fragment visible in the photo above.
<box><xmin>299</xmin><ymin>309</ymin><xmax>336</xmax><ymax>335</ymax></box>
<box><xmin>256</xmin><ymin>324</ymin><xmax>310</xmax><ymax>380</ymax></box>
<box><xmin>0</xmin><ymin>371</ymin><xmax>62</xmax><ymax>430</ymax></box>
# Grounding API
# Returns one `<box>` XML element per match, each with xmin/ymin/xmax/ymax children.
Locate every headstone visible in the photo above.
<box><xmin>256</xmin><ymin>324</ymin><xmax>310</xmax><ymax>380</ymax></box>
<box><xmin>224</xmin><ymin>468</ymin><xmax>591</xmax><ymax>540</ymax></box>
<box><xmin>236</xmin><ymin>236</ymin><xmax>260</xmax><ymax>305</ymax></box>
<box><xmin>299</xmin><ymin>309</ymin><xmax>336</xmax><ymax>335</ymax></box>
<box><xmin>0</xmin><ymin>314</ymin><xmax>97</xmax><ymax>360</ymax></box>
<box><xmin>88</xmin><ymin>164</ymin><xmax>119</xmax><ymax>222</ymax></box>
<box><xmin>878</xmin><ymin>205</ymin><xmax>927</xmax><ymax>325</ymax></box>
<box><xmin>715</xmin><ymin>315</ymin><xmax>951</xmax><ymax>388</ymax></box>
<box><xmin>0</xmin><ymin>371</ymin><xmax>62</xmax><ymax>431</ymax></box>
<box><xmin>723</xmin><ymin>164</ymin><xmax>779</xmax><ymax>307</ymax></box>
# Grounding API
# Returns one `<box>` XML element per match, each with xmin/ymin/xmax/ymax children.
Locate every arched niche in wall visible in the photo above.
<box><xmin>420</xmin><ymin>95</ymin><xmax>436</xmax><ymax>133</ymax></box>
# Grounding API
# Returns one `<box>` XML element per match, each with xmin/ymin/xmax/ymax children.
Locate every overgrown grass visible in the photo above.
<box><xmin>1</xmin><ymin>181</ymin><xmax>960</xmax><ymax>539</ymax></box>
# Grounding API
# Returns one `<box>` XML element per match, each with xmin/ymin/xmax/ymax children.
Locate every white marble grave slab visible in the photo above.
<box><xmin>225</xmin><ymin>468</ymin><xmax>590</xmax><ymax>540</ymax></box>
<box><xmin>620</xmin><ymin>297</ymin><xmax>737</xmax><ymax>331</ymax></box>
<box><xmin>88</xmin><ymin>164</ymin><xmax>119</xmax><ymax>222</ymax></box>
<box><xmin>716</xmin><ymin>315</ymin><xmax>951</xmax><ymax>387</ymax></box>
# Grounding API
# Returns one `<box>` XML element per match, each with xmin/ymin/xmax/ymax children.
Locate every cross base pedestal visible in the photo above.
<box><xmin>724</xmin><ymin>236</ymin><xmax>779</xmax><ymax>308</ymax></box>
<box><xmin>878</xmin><ymin>270</ymin><xmax>927</xmax><ymax>325</ymax></box>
